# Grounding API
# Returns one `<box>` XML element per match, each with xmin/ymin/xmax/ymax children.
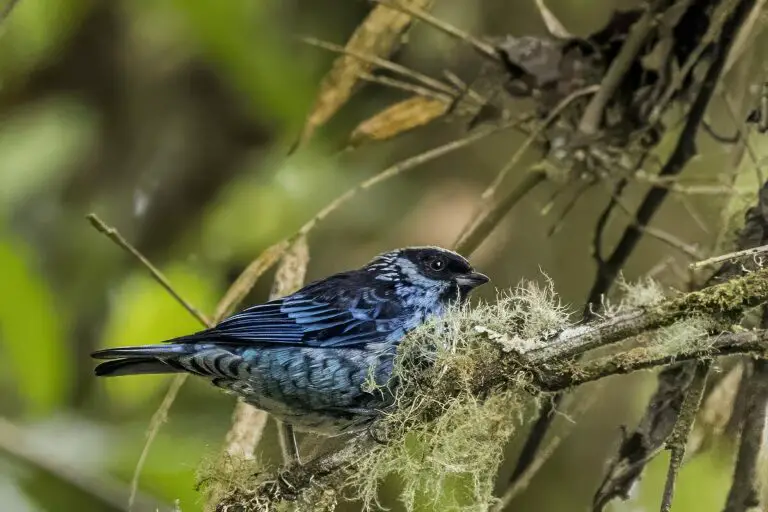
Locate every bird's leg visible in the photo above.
<box><xmin>278</xmin><ymin>422</ymin><xmax>302</xmax><ymax>465</ymax></box>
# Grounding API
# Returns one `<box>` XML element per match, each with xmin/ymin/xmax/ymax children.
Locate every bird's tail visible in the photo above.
<box><xmin>91</xmin><ymin>344</ymin><xmax>192</xmax><ymax>377</ymax></box>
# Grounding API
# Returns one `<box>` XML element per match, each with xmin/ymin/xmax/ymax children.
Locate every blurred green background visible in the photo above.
<box><xmin>0</xmin><ymin>0</ymin><xmax>765</xmax><ymax>511</ymax></box>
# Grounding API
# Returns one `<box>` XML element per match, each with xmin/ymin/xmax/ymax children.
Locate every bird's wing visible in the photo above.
<box><xmin>174</xmin><ymin>274</ymin><xmax>405</xmax><ymax>348</ymax></box>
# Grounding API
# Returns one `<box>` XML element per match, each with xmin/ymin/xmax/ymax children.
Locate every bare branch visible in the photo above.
<box><xmin>86</xmin><ymin>213</ymin><xmax>211</xmax><ymax>326</ymax></box>
<box><xmin>659</xmin><ymin>361</ymin><xmax>709</xmax><ymax>512</ymax></box>
<box><xmin>691</xmin><ymin>243</ymin><xmax>768</xmax><ymax>270</ymax></box>
<box><xmin>723</xmin><ymin>359</ymin><xmax>768</xmax><ymax>512</ymax></box>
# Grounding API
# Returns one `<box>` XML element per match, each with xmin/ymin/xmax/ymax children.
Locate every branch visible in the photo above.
<box><xmin>524</xmin><ymin>262</ymin><xmax>768</xmax><ymax>363</ymax></box>
<box><xmin>239</xmin><ymin>266</ymin><xmax>768</xmax><ymax>508</ymax></box>
<box><xmin>659</xmin><ymin>361</ymin><xmax>710</xmax><ymax>512</ymax></box>
<box><xmin>541</xmin><ymin>330</ymin><xmax>766</xmax><ymax>391</ymax></box>
<box><xmin>86</xmin><ymin>214</ymin><xmax>210</xmax><ymax>326</ymax></box>
<box><xmin>722</xmin><ymin>359</ymin><xmax>768</xmax><ymax>512</ymax></box>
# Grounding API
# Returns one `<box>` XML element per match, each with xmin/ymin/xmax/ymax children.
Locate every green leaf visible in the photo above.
<box><xmin>0</xmin><ymin>234</ymin><xmax>69</xmax><ymax>414</ymax></box>
<box><xmin>97</xmin><ymin>263</ymin><xmax>220</xmax><ymax>410</ymax></box>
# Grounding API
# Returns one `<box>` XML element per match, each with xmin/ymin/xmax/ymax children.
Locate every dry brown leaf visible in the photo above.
<box><xmin>213</xmin><ymin>240</ymin><xmax>290</xmax><ymax>322</ymax></box>
<box><xmin>297</xmin><ymin>0</ymin><xmax>434</xmax><ymax>147</ymax></box>
<box><xmin>349</xmin><ymin>95</ymin><xmax>449</xmax><ymax>146</ymax></box>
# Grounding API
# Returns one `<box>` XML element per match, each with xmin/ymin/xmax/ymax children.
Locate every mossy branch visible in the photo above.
<box><xmin>524</xmin><ymin>264</ymin><xmax>768</xmax><ymax>363</ymax></box>
<box><xmin>218</xmin><ymin>264</ymin><xmax>768</xmax><ymax>511</ymax></box>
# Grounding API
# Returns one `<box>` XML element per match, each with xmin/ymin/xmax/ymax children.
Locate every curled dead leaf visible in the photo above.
<box><xmin>349</xmin><ymin>95</ymin><xmax>449</xmax><ymax>146</ymax></box>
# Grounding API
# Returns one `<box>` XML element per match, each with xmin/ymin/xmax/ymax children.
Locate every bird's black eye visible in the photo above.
<box><xmin>429</xmin><ymin>257</ymin><xmax>445</xmax><ymax>271</ymax></box>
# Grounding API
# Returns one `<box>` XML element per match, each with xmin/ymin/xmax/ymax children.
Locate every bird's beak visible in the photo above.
<box><xmin>456</xmin><ymin>271</ymin><xmax>490</xmax><ymax>288</ymax></box>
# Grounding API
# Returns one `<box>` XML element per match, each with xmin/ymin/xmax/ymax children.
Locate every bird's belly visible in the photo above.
<box><xmin>214</xmin><ymin>346</ymin><xmax>396</xmax><ymax>434</ymax></box>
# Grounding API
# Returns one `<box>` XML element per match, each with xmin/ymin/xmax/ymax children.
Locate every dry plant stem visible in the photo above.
<box><xmin>86</xmin><ymin>214</ymin><xmax>211</xmax><ymax>326</ymax></box>
<box><xmin>130</xmin><ymin>374</ymin><xmax>188</xmax><ymax>510</ymax></box>
<box><xmin>578</xmin><ymin>0</ymin><xmax>671</xmax><ymax>134</ymax></box>
<box><xmin>723</xmin><ymin>358</ymin><xmax>768</xmax><ymax>512</ymax></box>
<box><xmin>723</xmin><ymin>0</ymin><xmax>768</xmax><ymax>74</ymax></box>
<box><xmin>691</xmin><ymin>243</ymin><xmax>768</xmax><ymax>270</ymax></box>
<box><xmin>491</xmin><ymin>388</ymin><xmax>600</xmax><ymax>511</ymax></box>
<box><xmin>0</xmin><ymin>417</ymin><xmax>168</xmax><ymax>512</ymax></box>
<box><xmin>300</xmin><ymin>36</ymin><xmax>457</xmax><ymax>97</ymax></box>
<box><xmin>659</xmin><ymin>361</ymin><xmax>710</xmax><ymax>512</ymax></box>
<box><xmin>220</xmin><ymin>237</ymin><xmax>309</xmax><ymax>464</ymax></box>
<box><xmin>454</xmin><ymin>170</ymin><xmax>547</xmax><ymax>255</ymax></box>
<box><xmin>358</xmin><ymin>72</ymin><xmax>453</xmax><ymax>101</ymax></box>
<box><xmin>650</xmin><ymin>0</ymin><xmax>743</xmax><ymax>124</ymax></box>
<box><xmin>534</xmin><ymin>0</ymin><xmax>573</xmax><ymax>38</ymax></box>
<box><xmin>373</xmin><ymin>0</ymin><xmax>500</xmax><ymax>61</ymax></box>
<box><xmin>454</xmin><ymin>85</ymin><xmax>600</xmax><ymax>252</ymax></box>
<box><xmin>224</xmin><ymin>404</ymin><xmax>269</xmax><ymax>460</ymax></box>
<box><xmin>479</xmin><ymin>85</ymin><xmax>599</xmax><ymax>204</ymax></box>
<box><xmin>298</xmin><ymin>117</ymin><xmax>527</xmax><ymax>237</ymax></box>
<box><xmin>493</xmin><ymin>437</ymin><xmax>564</xmax><ymax>511</ymax></box>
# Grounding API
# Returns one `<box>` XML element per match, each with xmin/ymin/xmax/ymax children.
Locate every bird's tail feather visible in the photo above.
<box><xmin>94</xmin><ymin>357</ymin><xmax>185</xmax><ymax>377</ymax></box>
<box><xmin>91</xmin><ymin>344</ymin><xmax>192</xmax><ymax>360</ymax></box>
<box><xmin>92</xmin><ymin>344</ymin><xmax>194</xmax><ymax>377</ymax></box>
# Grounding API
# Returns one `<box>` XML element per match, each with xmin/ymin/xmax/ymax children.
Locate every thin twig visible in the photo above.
<box><xmin>690</xmin><ymin>243</ymin><xmax>768</xmax><ymax>269</ymax></box>
<box><xmin>298</xmin><ymin>116</ymin><xmax>528</xmax><ymax>237</ymax></box>
<box><xmin>129</xmin><ymin>374</ymin><xmax>188</xmax><ymax>510</ymax></box>
<box><xmin>454</xmin><ymin>170</ymin><xmax>547</xmax><ymax>255</ymax></box>
<box><xmin>453</xmin><ymin>85</ymin><xmax>600</xmax><ymax>251</ymax></box>
<box><xmin>579</xmin><ymin>0</ymin><xmax>670</xmax><ymax>134</ymax></box>
<box><xmin>358</xmin><ymin>72</ymin><xmax>453</xmax><ymax>101</ymax></box>
<box><xmin>300</xmin><ymin>36</ymin><xmax>458</xmax><ymax>97</ymax></box>
<box><xmin>491</xmin><ymin>386</ymin><xmax>599</xmax><ymax>511</ymax></box>
<box><xmin>659</xmin><ymin>361</ymin><xmax>709</xmax><ymax>512</ymax></box>
<box><xmin>372</xmin><ymin>0</ymin><xmax>500</xmax><ymax>61</ymax></box>
<box><xmin>481</xmin><ymin>85</ymin><xmax>600</xmax><ymax>203</ymax></box>
<box><xmin>86</xmin><ymin>214</ymin><xmax>211</xmax><ymax>327</ymax></box>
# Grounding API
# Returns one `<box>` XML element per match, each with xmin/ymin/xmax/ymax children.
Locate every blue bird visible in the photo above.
<box><xmin>91</xmin><ymin>246</ymin><xmax>489</xmax><ymax>435</ymax></box>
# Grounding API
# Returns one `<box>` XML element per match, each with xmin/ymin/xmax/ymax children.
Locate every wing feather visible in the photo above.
<box><xmin>169</xmin><ymin>276</ymin><xmax>404</xmax><ymax>348</ymax></box>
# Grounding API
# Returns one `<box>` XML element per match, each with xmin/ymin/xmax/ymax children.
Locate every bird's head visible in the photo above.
<box><xmin>368</xmin><ymin>246</ymin><xmax>489</xmax><ymax>303</ymax></box>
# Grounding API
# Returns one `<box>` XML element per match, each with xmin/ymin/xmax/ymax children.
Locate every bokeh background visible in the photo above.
<box><xmin>0</xmin><ymin>0</ymin><xmax>766</xmax><ymax>511</ymax></box>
